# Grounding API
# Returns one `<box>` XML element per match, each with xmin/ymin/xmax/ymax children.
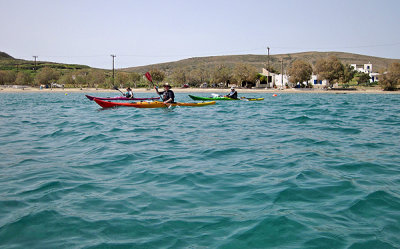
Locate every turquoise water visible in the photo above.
<box><xmin>1</xmin><ymin>92</ymin><xmax>400</xmax><ymax>249</ymax></box>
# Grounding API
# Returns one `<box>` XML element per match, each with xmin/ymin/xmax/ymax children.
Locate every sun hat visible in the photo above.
<box><xmin>230</xmin><ymin>86</ymin><xmax>235</xmax><ymax>90</ymax></box>
<box><xmin>163</xmin><ymin>82</ymin><xmax>172</xmax><ymax>88</ymax></box>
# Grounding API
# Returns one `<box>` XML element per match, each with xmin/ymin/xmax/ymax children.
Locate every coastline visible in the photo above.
<box><xmin>0</xmin><ymin>86</ymin><xmax>398</xmax><ymax>94</ymax></box>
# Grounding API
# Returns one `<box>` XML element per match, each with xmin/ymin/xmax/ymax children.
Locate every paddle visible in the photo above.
<box><xmin>145</xmin><ymin>72</ymin><xmax>161</xmax><ymax>97</ymax></box>
<box><xmin>145</xmin><ymin>72</ymin><xmax>170</xmax><ymax>107</ymax></box>
<box><xmin>145</xmin><ymin>72</ymin><xmax>156</xmax><ymax>88</ymax></box>
<box><xmin>113</xmin><ymin>85</ymin><xmax>125</xmax><ymax>96</ymax></box>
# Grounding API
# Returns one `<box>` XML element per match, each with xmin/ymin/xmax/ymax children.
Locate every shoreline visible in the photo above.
<box><xmin>0</xmin><ymin>86</ymin><xmax>399</xmax><ymax>94</ymax></box>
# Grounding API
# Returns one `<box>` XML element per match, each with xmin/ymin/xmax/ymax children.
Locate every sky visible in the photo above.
<box><xmin>1</xmin><ymin>0</ymin><xmax>400</xmax><ymax>69</ymax></box>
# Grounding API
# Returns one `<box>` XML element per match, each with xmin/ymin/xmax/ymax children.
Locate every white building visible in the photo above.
<box><xmin>257</xmin><ymin>68</ymin><xmax>288</xmax><ymax>88</ymax></box>
<box><xmin>350</xmin><ymin>63</ymin><xmax>372</xmax><ymax>74</ymax></box>
<box><xmin>350</xmin><ymin>63</ymin><xmax>379</xmax><ymax>82</ymax></box>
<box><xmin>308</xmin><ymin>75</ymin><xmax>329</xmax><ymax>88</ymax></box>
<box><xmin>258</xmin><ymin>68</ymin><xmax>328</xmax><ymax>88</ymax></box>
<box><xmin>258</xmin><ymin>62</ymin><xmax>379</xmax><ymax>88</ymax></box>
<box><xmin>274</xmin><ymin>74</ymin><xmax>289</xmax><ymax>88</ymax></box>
<box><xmin>256</xmin><ymin>68</ymin><xmax>275</xmax><ymax>88</ymax></box>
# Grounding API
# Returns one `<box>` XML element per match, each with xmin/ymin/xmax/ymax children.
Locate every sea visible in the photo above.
<box><xmin>0</xmin><ymin>92</ymin><xmax>399</xmax><ymax>249</ymax></box>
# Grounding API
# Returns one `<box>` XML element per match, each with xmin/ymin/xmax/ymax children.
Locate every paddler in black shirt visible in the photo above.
<box><xmin>155</xmin><ymin>82</ymin><xmax>175</xmax><ymax>104</ymax></box>
<box><xmin>225</xmin><ymin>86</ymin><xmax>238</xmax><ymax>99</ymax></box>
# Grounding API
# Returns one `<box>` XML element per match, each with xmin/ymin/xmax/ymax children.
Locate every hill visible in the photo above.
<box><xmin>0</xmin><ymin>52</ymin><xmax>14</xmax><ymax>59</ymax></box>
<box><xmin>2</xmin><ymin>51</ymin><xmax>399</xmax><ymax>75</ymax></box>
<box><xmin>0</xmin><ymin>51</ymin><xmax>90</xmax><ymax>71</ymax></box>
<box><xmin>121</xmin><ymin>51</ymin><xmax>400</xmax><ymax>75</ymax></box>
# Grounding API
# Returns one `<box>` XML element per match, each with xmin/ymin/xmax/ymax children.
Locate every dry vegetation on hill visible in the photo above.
<box><xmin>121</xmin><ymin>51</ymin><xmax>400</xmax><ymax>75</ymax></box>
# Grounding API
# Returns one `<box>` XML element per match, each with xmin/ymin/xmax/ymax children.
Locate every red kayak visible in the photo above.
<box><xmin>85</xmin><ymin>95</ymin><xmax>159</xmax><ymax>101</ymax></box>
<box><xmin>93</xmin><ymin>98</ymin><xmax>216</xmax><ymax>108</ymax></box>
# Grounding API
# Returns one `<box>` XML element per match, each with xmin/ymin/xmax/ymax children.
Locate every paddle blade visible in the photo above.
<box><xmin>145</xmin><ymin>72</ymin><xmax>153</xmax><ymax>82</ymax></box>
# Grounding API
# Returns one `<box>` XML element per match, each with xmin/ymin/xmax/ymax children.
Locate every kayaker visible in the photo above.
<box><xmin>225</xmin><ymin>86</ymin><xmax>238</xmax><ymax>99</ymax></box>
<box><xmin>155</xmin><ymin>83</ymin><xmax>175</xmax><ymax>104</ymax></box>
<box><xmin>125</xmin><ymin>87</ymin><xmax>134</xmax><ymax>98</ymax></box>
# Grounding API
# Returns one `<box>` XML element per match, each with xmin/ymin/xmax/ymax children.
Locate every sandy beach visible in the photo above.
<box><xmin>1</xmin><ymin>86</ymin><xmax>398</xmax><ymax>94</ymax></box>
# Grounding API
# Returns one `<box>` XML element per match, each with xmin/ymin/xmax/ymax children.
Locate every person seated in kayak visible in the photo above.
<box><xmin>155</xmin><ymin>82</ymin><xmax>175</xmax><ymax>104</ymax></box>
<box><xmin>125</xmin><ymin>87</ymin><xmax>134</xmax><ymax>98</ymax></box>
<box><xmin>225</xmin><ymin>86</ymin><xmax>238</xmax><ymax>99</ymax></box>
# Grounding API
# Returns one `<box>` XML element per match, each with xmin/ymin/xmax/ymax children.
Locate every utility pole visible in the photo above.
<box><xmin>281</xmin><ymin>58</ymin><xmax>284</xmax><ymax>89</ymax></box>
<box><xmin>33</xmin><ymin>56</ymin><xmax>38</xmax><ymax>71</ymax></box>
<box><xmin>267</xmin><ymin>46</ymin><xmax>270</xmax><ymax>88</ymax></box>
<box><xmin>111</xmin><ymin>54</ymin><xmax>116</xmax><ymax>85</ymax></box>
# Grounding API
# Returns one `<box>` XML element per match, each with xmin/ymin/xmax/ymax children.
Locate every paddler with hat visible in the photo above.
<box><xmin>155</xmin><ymin>82</ymin><xmax>175</xmax><ymax>104</ymax></box>
<box><xmin>225</xmin><ymin>86</ymin><xmax>238</xmax><ymax>99</ymax></box>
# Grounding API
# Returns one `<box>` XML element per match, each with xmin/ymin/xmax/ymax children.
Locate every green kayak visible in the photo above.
<box><xmin>188</xmin><ymin>95</ymin><xmax>264</xmax><ymax>101</ymax></box>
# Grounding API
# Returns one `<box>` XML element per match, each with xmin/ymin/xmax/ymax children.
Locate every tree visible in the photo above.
<box><xmin>149</xmin><ymin>69</ymin><xmax>165</xmax><ymax>83</ymax></box>
<box><xmin>129</xmin><ymin>72</ymin><xmax>141</xmax><ymax>88</ymax></box>
<box><xmin>34</xmin><ymin>67</ymin><xmax>60</xmax><ymax>86</ymax></box>
<box><xmin>379</xmin><ymin>62</ymin><xmax>400</xmax><ymax>91</ymax></box>
<box><xmin>188</xmin><ymin>65</ymin><xmax>209</xmax><ymax>87</ymax></box>
<box><xmin>58</xmin><ymin>72</ymin><xmax>75</xmax><ymax>87</ymax></box>
<box><xmin>341</xmin><ymin>64</ymin><xmax>357</xmax><ymax>83</ymax></box>
<box><xmin>15</xmin><ymin>71</ymin><xmax>33</xmax><ymax>86</ymax></box>
<box><xmin>0</xmin><ymin>70</ymin><xmax>17</xmax><ymax>85</ymax></box>
<box><xmin>233</xmin><ymin>63</ymin><xmax>258</xmax><ymax>88</ymax></box>
<box><xmin>315</xmin><ymin>56</ymin><xmax>344</xmax><ymax>87</ymax></box>
<box><xmin>171</xmin><ymin>68</ymin><xmax>187</xmax><ymax>86</ymax></box>
<box><xmin>287</xmin><ymin>60</ymin><xmax>313</xmax><ymax>87</ymax></box>
<box><xmin>265</xmin><ymin>65</ymin><xmax>279</xmax><ymax>74</ymax></box>
<box><xmin>256</xmin><ymin>73</ymin><xmax>267</xmax><ymax>85</ymax></box>
<box><xmin>212</xmin><ymin>64</ymin><xmax>232</xmax><ymax>87</ymax></box>
<box><xmin>74</xmin><ymin>69</ymin><xmax>89</xmax><ymax>87</ymax></box>
<box><xmin>115</xmin><ymin>72</ymin><xmax>130</xmax><ymax>87</ymax></box>
<box><xmin>87</xmin><ymin>70</ymin><xmax>106</xmax><ymax>88</ymax></box>
<box><xmin>354</xmin><ymin>72</ymin><xmax>371</xmax><ymax>85</ymax></box>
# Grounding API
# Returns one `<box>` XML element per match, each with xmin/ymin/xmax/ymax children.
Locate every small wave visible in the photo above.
<box><xmin>348</xmin><ymin>239</ymin><xmax>397</xmax><ymax>249</ymax></box>
<box><xmin>40</xmin><ymin>129</ymin><xmax>83</xmax><ymax>138</ymax></box>
<box><xmin>201</xmin><ymin>147</ymin><xmax>248</xmax><ymax>158</ymax></box>
<box><xmin>348</xmin><ymin>190</ymin><xmax>400</xmax><ymax>216</ymax></box>
<box><xmin>303</xmin><ymin>236</ymin><xmax>345</xmax><ymax>248</ymax></box>
<box><xmin>18</xmin><ymin>180</ymin><xmax>63</xmax><ymax>197</ymax></box>
<box><xmin>82</xmin><ymin>145</ymin><xmax>108</xmax><ymax>154</ymax></box>
<box><xmin>319</xmin><ymin>126</ymin><xmax>362</xmax><ymax>134</ymax></box>
<box><xmin>273</xmin><ymin>186</ymin><xmax>325</xmax><ymax>204</ymax></box>
<box><xmin>0</xmin><ymin>199</ymin><xmax>30</xmax><ymax>213</ymax></box>
<box><xmin>108</xmin><ymin>127</ymin><xmax>124</xmax><ymax>132</ymax></box>
<box><xmin>167</xmin><ymin>172</ymin><xmax>211</xmax><ymax>189</ymax></box>
<box><xmin>350</xmin><ymin>141</ymin><xmax>389</xmax><ymax>149</ymax></box>
<box><xmin>221</xmin><ymin>216</ymin><xmax>308</xmax><ymax>248</ymax></box>
<box><xmin>279</xmin><ymin>137</ymin><xmax>321</xmax><ymax>146</ymax></box>
<box><xmin>0</xmin><ymin>129</ymin><xmax>20</xmax><ymax>137</ymax></box>
<box><xmin>78</xmin><ymin>133</ymin><xmax>109</xmax><ymax>143</ymax></box>
<box><xmin>287</xmin><ymin>115</ymin><xmax>312</xmax><ymax>122</ymax></box>
<box><xmin>11</xmin><ymin>158</ymin><xmax>42</xmax><ymax>167</ymax></box>
<box><xmin>335</xmin><ymin>162</ymin><xmax>381</xmax><ymax>174</ymax></box>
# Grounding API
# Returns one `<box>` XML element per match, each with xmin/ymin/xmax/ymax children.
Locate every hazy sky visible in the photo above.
<box><xmin>1</xmin><ymin>0</ymin><xmax>399</xmax><ymax>69</ymax></box>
